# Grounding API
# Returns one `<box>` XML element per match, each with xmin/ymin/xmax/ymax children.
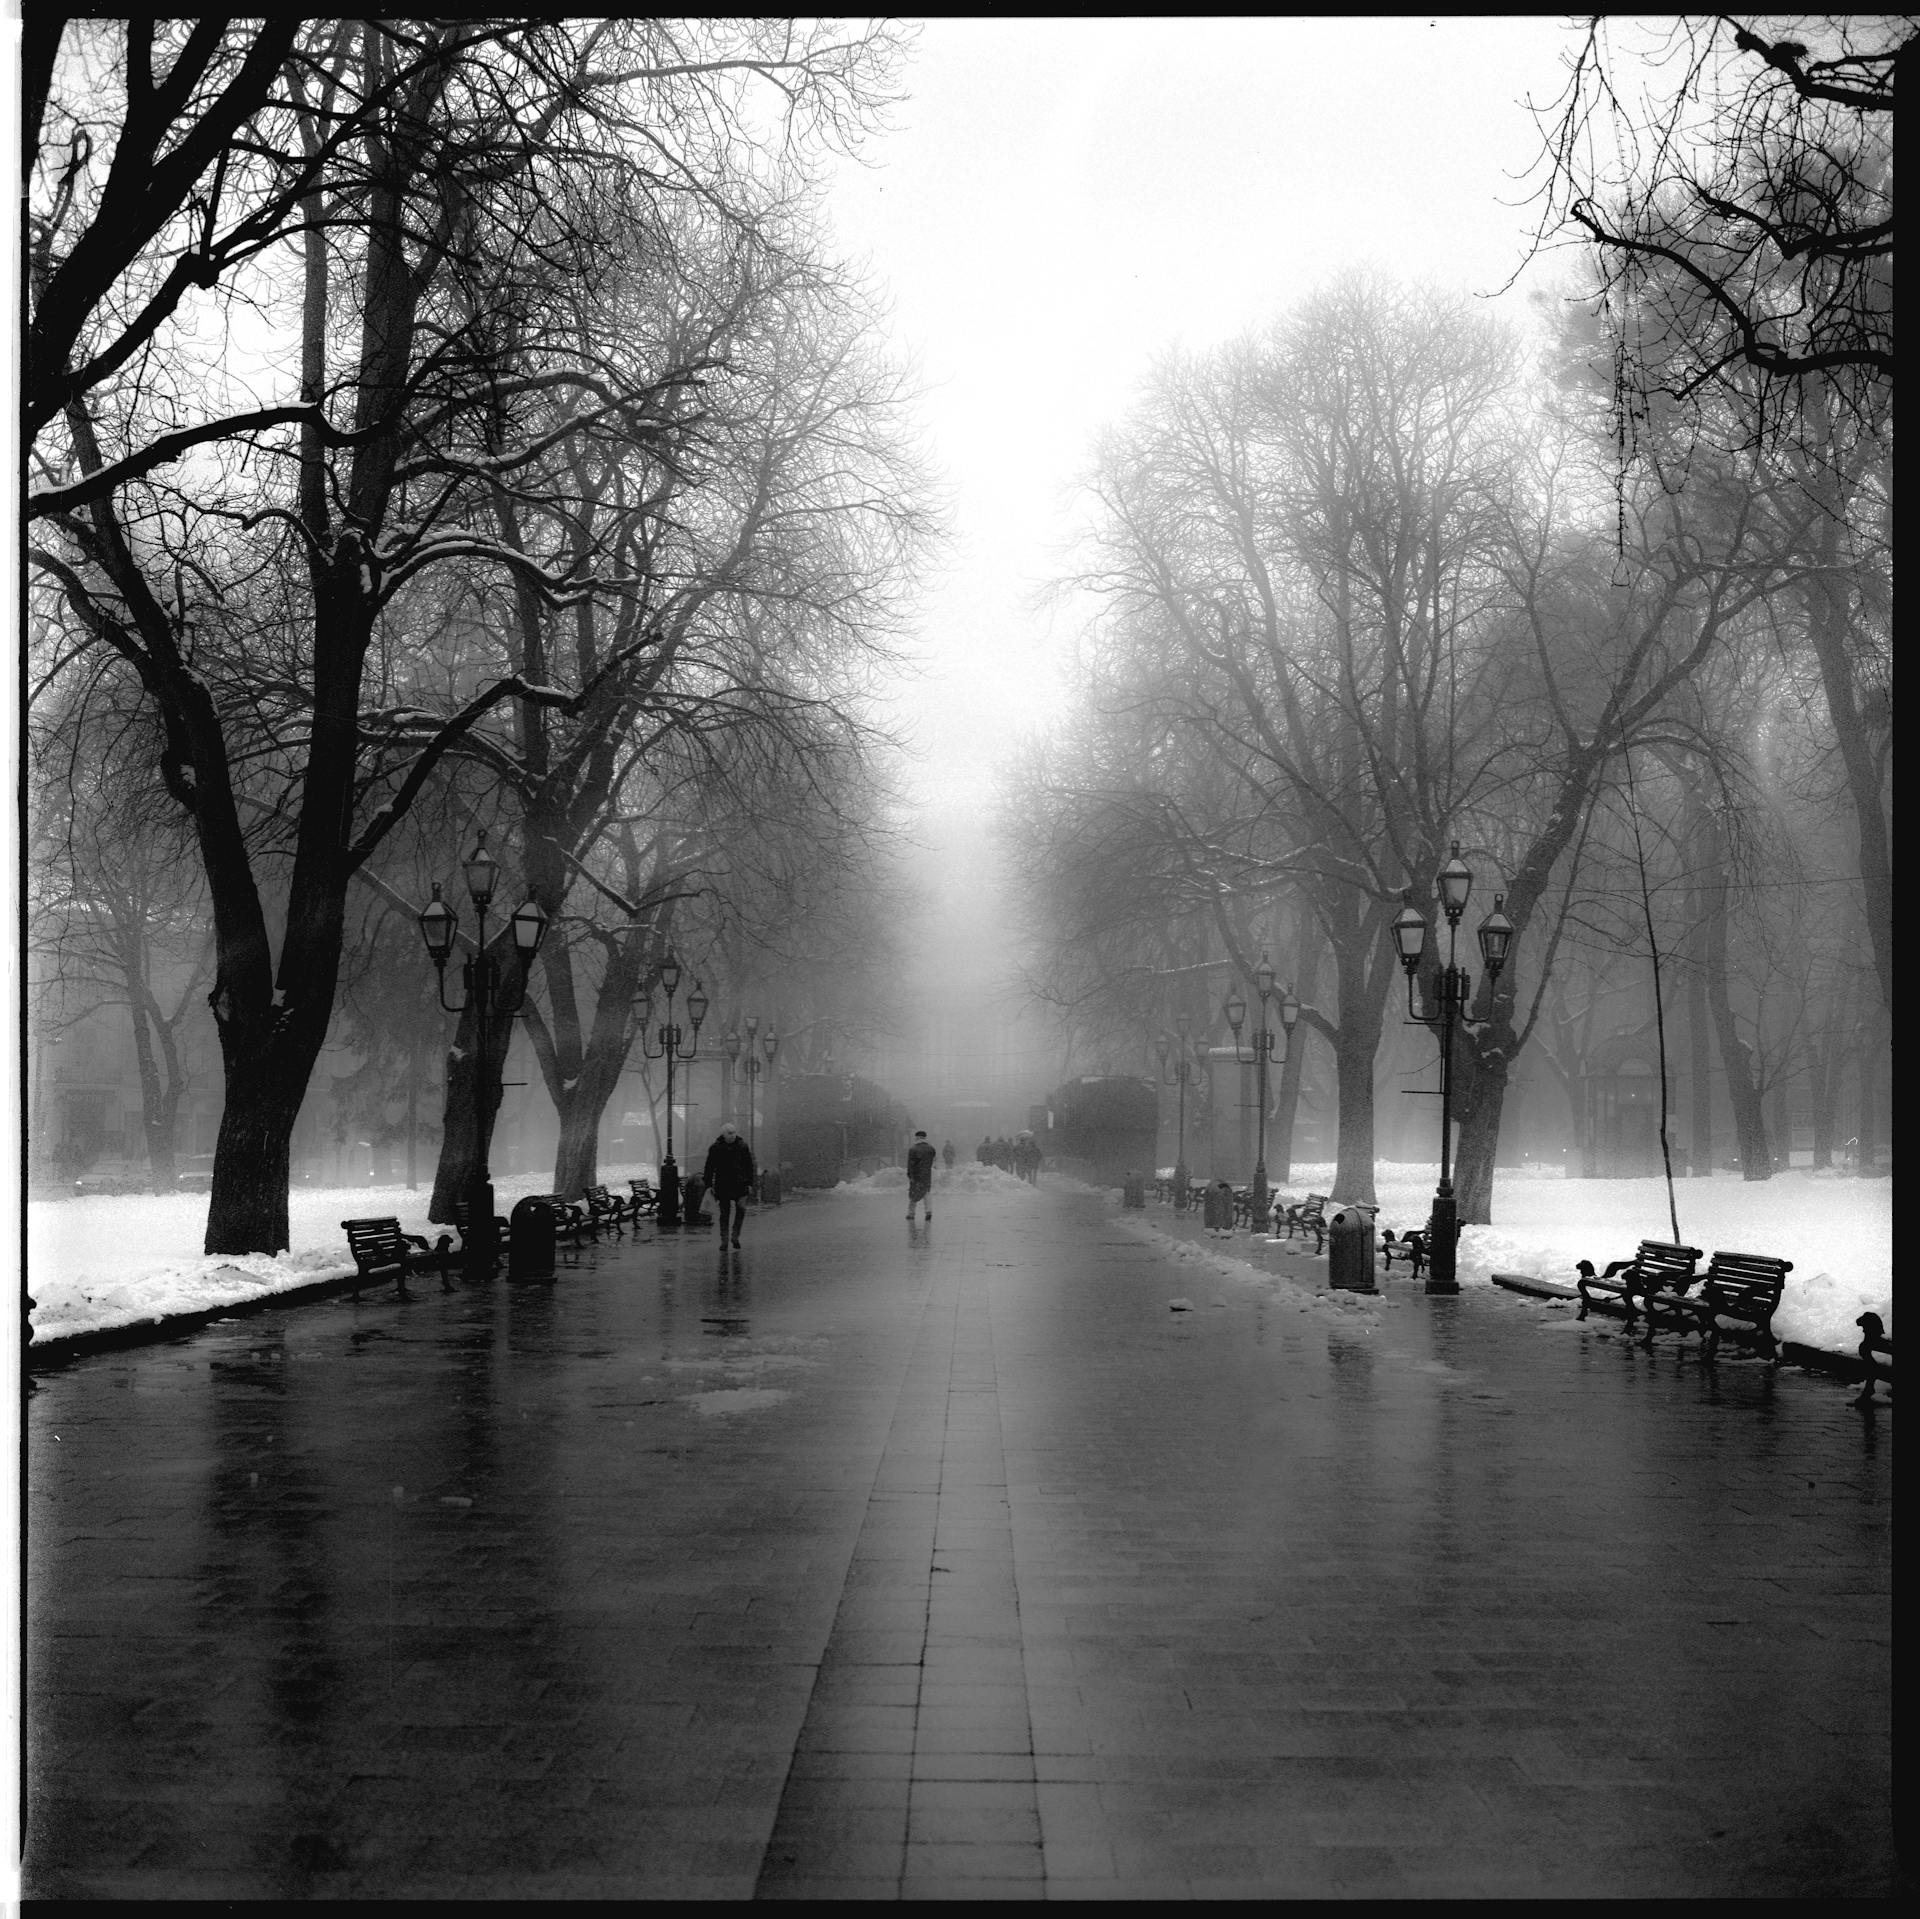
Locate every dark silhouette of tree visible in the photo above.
<box><xmin>26</xmin><ymin>20</ymin><xmax>915</xmax><ymax>1255</ymax></box>
<box><xmin>1524</xmin><ymin>15</ymin><xmax>1900</xmax><ymax>447</ymax></box>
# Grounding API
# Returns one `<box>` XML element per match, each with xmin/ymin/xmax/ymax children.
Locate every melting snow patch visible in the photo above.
<box><xmin>686</xmin><ymin>1387</ymin><xmax>790</xmax><ymax>1416</ymax></box>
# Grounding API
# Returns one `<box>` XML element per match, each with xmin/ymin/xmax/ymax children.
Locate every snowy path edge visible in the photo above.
<box><xmin>26</xmin><ymin>1264</ymin><xmax>382</xmax><ymax>1370</ymax></box>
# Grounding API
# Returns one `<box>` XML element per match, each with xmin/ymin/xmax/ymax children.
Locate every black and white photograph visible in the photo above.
<box><xmin>16</xmin><ymin>15</ymin><xmax>1895</xmax><ymax>1900</ymax></box>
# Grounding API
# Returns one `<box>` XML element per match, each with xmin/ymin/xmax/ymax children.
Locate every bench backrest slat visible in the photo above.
<box><xmin>1705</xmin><ymin>1251</ymin><xmax>1793</xmax><ymax>1278</ymax></box>
<box><xmin>1700</xmin><ymin>1251</ymin><xmax>1790</xmax><ymax>1321</ymax></box>
<box><xmin>1630</xmin><ymin>1240</ymin><xmax>1702</xmax><ymax>1285</ymax></box>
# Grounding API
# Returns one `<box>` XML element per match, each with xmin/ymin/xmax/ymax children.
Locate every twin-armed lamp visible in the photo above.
<box><xmin>417</xmin><ymin>830</ymin><xmax>550</xmax><ymax>1278</ymax></box>
<box><xmin>1154</xmin><ymin>1015</ymin><xmax>1197</xmax><ymax>1210</ymax></box>
<box><xmin>1223</xmin><ymin>956</ymin><xmax>1301</xmax><ymax>1229</ymax></box>
<box><xmin>1390</xmin><ymin>842</ymin><xmax>1515</xmax><ymax>1294</ymax></box>
<box><xmin>637</xmin><ymin>957</ymin><xmax>707</xmax><ymax>1231</ymax></box>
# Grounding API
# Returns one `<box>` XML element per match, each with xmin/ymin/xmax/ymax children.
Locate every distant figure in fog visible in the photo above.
<box><xmin>978</xmin><ymin>1136</ymin><xmax>992</xmax><ymax>1165</ymax></box>
<box><xmin>1015</xmin><ymin>1134</ymin><xmax>1042</xmax><ymax>1184</ymax></box>
<box><xmin>702</xmin><ymin>1123</ymin><xmax>756</xmax><ymax>1248</ymax></box>
<box><xmin>942</xmin><ymin>1139</ymin><xmax>956</xmax><ymax>1174</ymax></box>
<box><xmin>906</xmin><ymin>1130</ymin><xmax>937</xmax><ymax>1222</ymax></box>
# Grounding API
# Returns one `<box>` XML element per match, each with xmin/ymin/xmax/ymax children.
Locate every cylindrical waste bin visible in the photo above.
<box><xmin>508</xmin><ymin>1195</ymin><xmax>557</xmax><ymax>1279</ymax></box>
<box><xmin>1327</xmin><ymin>1202</ymin><xmax>1379</xmax><ymax>1292</ymax></box>
<box><xmin>680</xmin><ymin>1173</ymin><xmax>709</xmax><ymax>1227</ymax></box>
<box><xmin>1122</xmin><ymin>1173</ymin><xmax>1146</xmax><ymax>1209</ymax></box>
<box><xmin>758</xmin><ymin>1168</ymin><xmax>782</xmax><ymax>1206</ymax></box>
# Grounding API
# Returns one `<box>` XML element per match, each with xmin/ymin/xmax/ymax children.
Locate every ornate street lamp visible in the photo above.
<box><xmin>1155</xmin><ymin>1013</ymin><xmax>1197</xmax><ymax>1209</ymax></box>
<box><xmin>416</xmin><ymin>830</ymin><xmax>549</xmax><ymax>1278</ymax></box>
<box><xmin>637</xmin><ymin>956</ymin><xmax>705</xmax><ymax>1230</ymax></box>
<box><xmin>1223</xmin><ymin>955</ymin><xmax>1301</xmax><ymax>1231</ymax></box>
<box><xmin>732</xmin><ymin>1014</ymin><xmax>778</xmax><ymax>1164</ymax></box>
<box><xmin>1392</xmin><ymin>842</ymin><xmax>1516</xmax><ymax>1294</ymax></box>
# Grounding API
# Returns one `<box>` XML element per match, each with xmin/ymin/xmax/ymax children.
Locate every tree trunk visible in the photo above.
<box><xmin>1451</xmin><ymin>1038</ymin><xmax>1509</xmax><ymax>1226</ymax></box>
<box><xmin>427</xmin><ymin>943</ymin><xmax>525</xmax><ymax>1223</ymax></box>
<box><xmin>1698</xmin><ymin>816</ymin><xmax>1770</xmax><ymax>1181</ymax></box>
<box><xmin>1270</xmin><ymin>1025</ymin><xmax>1305</xmax><ymax>1186</ymax></box>
<box><xmin>1855</xmin><ymin>1006</ymin><xmax>1883</xmax><ymax>1175</ymax></box>
<box><xmin>126</xmin><ymin>991</ymin><xmax>180</xmax><ymax>1193</ymax></box>
<box><xmin>1330</xmin><ymin>1020</ymin><xmax>1378</xmax><ymax>1206</ymax></box>
<box><xmin>550</xmin><ymin>1045</ymin><xmax>631</xmax><ymax>1197</ymax></box>
<box><xmin>1686</xmin><ymin>881</ymin><xmax>1714</xmax><ymax>1177</ymax></box>
<box><xmin>552</xmin><ymin>1099</ymin><xmax>602</xmax><ymax>1197</ymax></box>
<box><xmin>1797</xmin><ymin>463</ymin><xmax>1891</xmax><ymax>1014</ymax></box>
<box><xmin>205</xmin><ymin>1041</ymin><xmax>317</xmax><ymax>1254</ymax></box>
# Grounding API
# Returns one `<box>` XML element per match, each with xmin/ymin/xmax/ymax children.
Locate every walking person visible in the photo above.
<box><xmin>906</xmin><ymin>1129</ymin><xmax>937</xmax><ymax>1223</ymax></box>
<box><xmin>702</xmin><ymin>1121</ymin><xmax>757</xmax><ymax>1248</ymax></box>
<box><xmin>942</xmin><ymin>1139</ymin><xmax>956</xmax><ymax>1176</ymax></box>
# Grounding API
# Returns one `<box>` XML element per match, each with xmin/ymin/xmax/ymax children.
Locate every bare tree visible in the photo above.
<box><xmin>1524</xmin><ymin>15</ymin><xmax>1899</xmax><ymax>445</ymax></box>
<box><xmin>27</xmin><ymin>19</ymin><xmax>915</xmax><ymax>1254</ymax></box>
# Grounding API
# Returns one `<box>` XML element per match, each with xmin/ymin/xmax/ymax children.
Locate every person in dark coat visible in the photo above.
<box><xmin>703</xmin><ymin>1122</ymin><xmax>757</xmax><ymax>1247</ymax></box>
<box><xmin>906</xmin><ymin>1130</ymin><xmax>937</xmax><ymax>1222</ymax></box>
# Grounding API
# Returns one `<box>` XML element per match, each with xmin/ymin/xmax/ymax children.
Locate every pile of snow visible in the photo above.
<box><xmin>23</xmin><ymin>1156</ymin><xmax>1889</xmax><ymax>1361</ymax></box>
<box><xmin>1246</xmin><ymin>1162</ymin><xmax>1890</xmax><ymax>1356</ymax></box>
<box><xmin>27</xmin><ymin>1170</ymin><xmax>585</xmax><ymax>1344</ymax></box>
<box><xmin>831</xmin><ymin>1164</ymin><xmax>908</xmax><ymax>1194</ymax></box>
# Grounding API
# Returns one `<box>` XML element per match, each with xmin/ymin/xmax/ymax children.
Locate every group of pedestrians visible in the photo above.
<box><xmin>976</xmin><ymin>1133</ymin><xmax>1043</xmax><ymax>1184</ymax></box>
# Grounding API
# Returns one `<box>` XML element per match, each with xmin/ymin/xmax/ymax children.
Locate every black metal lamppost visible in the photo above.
<box><xmin>1223</xmin><ymin>956</ymin><xmax>1301</xmax><ymax>1230</ymax></box>
<box><xmin>726</xmin><ymin>1015</ymin><xmax>780</xmax><ymax>1163</ymax></box>
<box><xmin>1390</xmin><ymin>842</ymin><xmax>1515</xmax><ymax>1295</ymax></box>
<box><xmin>417</xmin><ymin>831</ymin><xmax>550</xmax><ymax>1279</ymax></box>
<box><xmin>637</xmin><ymin>957</ymin><xmax>707</xmax><ymax>1231</ymax></box>
<box><xmin>1154</xmin><ymin>1014</ymin><xmax>1196</xmax><ymax>1210</ymax></box>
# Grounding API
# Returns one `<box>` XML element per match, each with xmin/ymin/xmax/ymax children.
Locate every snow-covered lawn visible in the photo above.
<box><xmin>25</xmin><ymin>1157</ymin><xmax>1889</xmax><ymax>1358</ymax></box>
<box><xmin>1271</xmin><ymin>1161</ymin><xmax>1890</xmax><ymax>1358</ymax></box>
<box><xmin>24</xmin><ymin>1165</ymin><xmax>656</xmax><ymax>1345</ymax></box>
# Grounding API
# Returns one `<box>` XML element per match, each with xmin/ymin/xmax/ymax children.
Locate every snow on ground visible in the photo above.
<box><xmin>25</xmin><ymin>1156</ymin><xmax>1888</xmax><ymax>1358</ymax></box>
<box><xmin>1213</xmin><ymin>1161</ymin><xmax>1890</xmax><ymax>1357</ymax></box>
<box><xmin>24</xmin><ymin>1165</ymin><xmax>657</xmax><ymax>1345</ymax></box>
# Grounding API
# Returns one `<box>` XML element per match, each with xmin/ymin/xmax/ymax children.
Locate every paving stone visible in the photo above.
<box><xmin>24</xmin><ymin>1182</ymin><xmax>1895</xmax><ymax>1899</ymax></box>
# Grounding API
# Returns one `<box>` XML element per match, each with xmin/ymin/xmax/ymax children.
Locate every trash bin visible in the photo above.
<box><xmin>1327</xmin><ymin>1202</ymin><xmax>1379</xmax><ymax>1292</ymax></box>
<box><xmin>758</xmin><ymin>1169</ymin><xmax>782</xmax><ymax>1206</ymax></box>
<box><xmin>680</xmin><ymin>1173</ymin><xmax>709</xmax><ymax>1227</ymax></box>
<box><xmin>1122</xmin><ymin>1173</ymin><xmax>1146</xmax><ymax>1209</ymax></box>
<box><xmin>508</xmin><ymin>1195</ymin><xmax>557</xmax><ymax>1279</ymax></box>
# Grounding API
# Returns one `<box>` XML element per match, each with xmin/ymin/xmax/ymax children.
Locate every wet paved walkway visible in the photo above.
<box><xmin>24</xmin><ymin>1178</ymin><xmax>1895</xmax><ymax>1899</ymax></box>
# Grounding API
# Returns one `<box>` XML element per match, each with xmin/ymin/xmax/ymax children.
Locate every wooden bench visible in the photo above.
<box><xmin>628</xmin><ymin>1177</ymin><xmax>660</xmax><ymax>1218</ymax></box>
<box><xmin>1854</xmin><ymin>1311</ymin><xmax>1891</xmax><ymax>1407</ymax></box>
<box><xmin>525</xmin><ymin>1194</ymin><xmax>593</xmax><ymax>1242</ymax></box>
<box><xmin>1574</xmin><ymin>1239</ymin><xmax>1702</xmax><ymax>1334</ymax></box>
<box><xmin>1281</xmin><ymin>1193</ymin><xmax>1329</xmax><ymax>1254</ymax></box>
<box><xmin>448</xmin><ymin>1200</ymin><xmax>512</xmax><ymax>1269</ymax></box>
<box><xmin>1639</xmin><ymin>1249</ymin><xmax>1792</xmax><ymax>1363</ymax></box>
<box><xmin>342</xmin><ymin>1216</ymin><xmax>453</xmax><ymax>1297</ymax></box>
<box><xmin>583</xmin><ymin>1183</ymin><xmax>632</xmax><ymax>1234</ymax></box>
<box><xmin>1381</xmin><ymin>1227</ymin><xmax>1428</xmax><ymax>1278</ymax></box>
<box><xmin>1230</xmin><ymin>1186</ymin><xmax>1277</xmax><ymax>1231</ymax></box>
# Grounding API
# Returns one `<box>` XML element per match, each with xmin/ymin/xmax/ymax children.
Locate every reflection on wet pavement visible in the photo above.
<box><xmin>25</xmin><ymin>1185</ymin><xmax>1894</xmax><ymax>1899</ymax></box>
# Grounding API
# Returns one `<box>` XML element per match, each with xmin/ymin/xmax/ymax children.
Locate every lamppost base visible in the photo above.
<box><xmin>1251</xmin><ymin>1164</ymin><xmax>1269</xmax><ymax>1233</ymax></box>
<box><xmin>1425</xmin><ymin>1190</ymin><xmax>1460</xmax><ymax>1294</ymax></box>
<box><xmin>463</xmin><ymin>1177</ymin><xmax>498</xmax><ymax>1280</ymax></box>
<box><xmin>656</xmin><ymin>1155</ymin><xmax>682</xmax><ymax>1231</ymax></box>
<box><xmin>1173</xmin><ymin>1161</ymin><xmax>1190</xmax><ymax>1211</ymax></box>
